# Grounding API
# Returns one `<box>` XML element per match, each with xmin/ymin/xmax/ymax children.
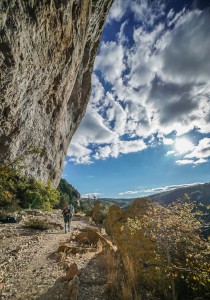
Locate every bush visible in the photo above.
<box><xmin>23</xmin><ymin>218</ymin><xmax>52</xmax><ymax>230</ymax></box>
<box><xmin>19</xmin><ymin>180</ymin><xmax>60</xmax><ymax>210</ymax></box>
<box><xmin>0</xmin><ymin>162</ymin><xmax>60</xmax><ymax>211</ymax></box>
<box><xmin>92</xmin><ymin>200</ymin><xmax>109</xmax><ymax>223</ymax></box>
<box><xmin>120</xmin><ymin>198</ymin><xmax>210</xmax><ymax>299</ymax></box>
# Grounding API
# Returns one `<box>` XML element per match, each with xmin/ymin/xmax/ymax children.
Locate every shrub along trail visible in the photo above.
<box><xmin>0</xmin><ymin>211</ymin><xmax>109</xmax><ymax>300</ymax></box>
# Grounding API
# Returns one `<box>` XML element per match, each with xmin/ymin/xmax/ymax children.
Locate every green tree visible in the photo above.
<box><xmin>57</xmin><ymin>178</ymin><xmax>80</xmax><ymax>209</ymax></box>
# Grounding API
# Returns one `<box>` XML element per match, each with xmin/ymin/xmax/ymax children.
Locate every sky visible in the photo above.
<box><xmin>62</xmin><ymin>0</ymin><xmax>210</xmax><ymax>199</ymax></box>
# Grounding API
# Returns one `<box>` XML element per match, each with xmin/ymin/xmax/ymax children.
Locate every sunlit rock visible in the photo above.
<box><xmin>0</xmin><ymin>0</ymin><xmax>113</xmax><ymax>186</ymax></box>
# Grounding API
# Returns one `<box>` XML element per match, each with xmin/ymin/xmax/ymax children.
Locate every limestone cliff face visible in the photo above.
<box><xmin>0</xmin><ymin>0</ymin><xmax>113</xmax><ymax>185</ymax></box>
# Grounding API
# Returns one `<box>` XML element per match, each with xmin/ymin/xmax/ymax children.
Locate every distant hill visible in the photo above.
<box><xmin>79</xmin><ymin>198</ymin><xmax>135</xmax><ymax>209</ymax></box>
<box><xmin>60</xmin><ymin>181</ymin><xmax>210</xmax><ymax>213</ymax></box>
<box><xmin>99</xmin><ymin>183</ymin><xmax>210</xmax><ymax>214</ymax></box>
<box><xmin>147</xmin><ymin>182</ymin><xmax>210</xmax><ymax>206</ymax></box>
<box><xmin>99</xmin><ymin>198</ymin><xmax>135</xmax><ymax>207</ymax></box>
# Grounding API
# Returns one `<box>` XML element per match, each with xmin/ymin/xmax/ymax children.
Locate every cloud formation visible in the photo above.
<box><xmin>81</xmin><ymin>193</ymin><xmax>102</xmax><ymax>199</ymax></box>
<box><xmin>67</xmin><ymin>0</ymin><xmax>210</xmax><ymax>165</ymax></box>
<box><xmin>175</xmin><ymin>137</ymin><xmax>210</xmax><ymax>165</ymax></box>
<box><xmin>119</xmin><ymin>182</ymin><xmax>204</xmax><ymax>196</ymax></box>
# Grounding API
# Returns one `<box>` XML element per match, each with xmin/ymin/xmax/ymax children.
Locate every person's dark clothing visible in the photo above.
<box><xmin>62</xmin><ymin>206</ymin><xmax>73</xmax><ymax>233</ymax></box>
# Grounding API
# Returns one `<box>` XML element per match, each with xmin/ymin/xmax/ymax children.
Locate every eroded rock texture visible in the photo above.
<box><xmin>0</xmin><ymin>0</ymin><xmax>113</xmax><ymax>185</ymax></box>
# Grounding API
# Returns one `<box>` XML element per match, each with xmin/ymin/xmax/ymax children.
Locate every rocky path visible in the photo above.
<box><xmin>0</xmin><ymin>212</ymin><xmax>110</xmax><ymax>300</ymax></box>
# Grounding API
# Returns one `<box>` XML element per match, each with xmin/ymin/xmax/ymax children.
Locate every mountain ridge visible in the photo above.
<box><xmin>91</xmin><ymin>182</ymin><xmax>210</xmax><ymax>208</ymax></box>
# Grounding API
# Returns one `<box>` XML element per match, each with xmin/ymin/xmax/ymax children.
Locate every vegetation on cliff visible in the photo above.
<box><xmin>0</xmin><ymin>148</ymin><xmax>82</xmax><ymax>212</ymax></box>
<box><xmin>0</xmin><ymin>162</ymin><xmax>60</xmax><ymax>211</ymax></box>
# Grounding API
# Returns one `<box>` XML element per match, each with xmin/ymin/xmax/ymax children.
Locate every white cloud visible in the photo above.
<box><xmin>67</xmin><ymin>2</ymin><xmax>210</xmax><ymax>165</ymax></box>
<box><xmin>105</xmin><ymin>93</ymin><xmax>127</xmax><ymax>135</ymax></box>
<box><xmin>128</xmin><ymin>9</ymin><xmax>210</xmax><ymax>137</ymax></box>
<box><xmin>117</xmin><ymin>20</ymin><xmax>129</xmax><ymax>43</ymax></box>
<box><xmin>94</xmin><ymin>41</ymin><xmax>126</xmax><ymax>84</ymax></box>
<box><xmin>176</xmin><ymin>159</ymin><xmax>196</xmax><ymax>165</ymax></box>
<box><xmin>108</xmin><ymin>0</ymin><xmax>130</xmax><ymax>22</ymax></box>
<box><xmin>118</xmin><ymin>139</ymin><xmax>147</xmax><ymax>154</ymax></box>
<box><xmin>68</xmin><ymin>143</ymin><xmax>93</xmax><ymax>165</ymax></box>
<box><xmin>166</xmin><ymin>150</ymin><xmax>175</xmax><ymax>156</ymax></box>
<box><xmin>109</xmin><ymin>8</ymin><xmax>209</xmax><ymax>139</ymax></box>
<box><xmin>109</xmin><ymin>0</ymin><xmax>165</xmax><ymax>26</ymax></box>
<box><xmin>165</xmin><ymin>137</ymin><xmax>210</xmax><ymax>165</ymax></box>
<box><xmin>119</xmin><ymin>182</ymin><xmax>204</xmax><ymax>195</ymax></box>
<box><xmin>176</xmin><ymin>158</ymin><xmax>209</xmax><ymax>165</ymax></box>
<box><xmin>119</xmin><ymin>190</ymin><xmax>140</xmax><ymax>195</ymax></box>
<box><xmin>176</xmin><ymin>158</ymin><xmax>208</xmax><ymax>166</ymax></box>
<box><xmin>71</xmin><ymin>110</ymin><xmax>116</xmax><ymax>146</ymax></box>
<box><xmin>132</xmin><ymin>0</ymin><xmax>165</xmax><ymax>25</ymax></box>
<box><xmin>174</xmin><ymin>138</ymin><xmax>194</xmax><ymax>155</ymax></box>
<box><xmin>94</xmin><ymin>139</ymin><xmax>147</xmax><ymax>160</ymax></box>
<box><xmin>164</xmin><ymin>139</ymin><xmax>174</xmax><ymax>145</ymax></box>
<box><xmin>90</xmin><ymin>74</ymin><xmax>105</xmax><ymax>107</ymax></box>
<box><xmin>185</xmin><ymin>138</ymin><xmax>210</xmax><ymax>160</ymax></box>
<box><xmin>167</xmin><ymin>9</ymin><xmax>175</xmax><ymax>21</ymax></box>
<box><xmin>143</xmin><ymin>182</ymin><xmax>204</xmax><ymax>193</ymax></box>
<box><xmin>158</xmin><ymin>134</ymin><xmax>174</xmax><ymax>145</ymax></box>
<box><xmin>81</xmin><ymin>193</ymin><xmax>102</xmax><ymax>199</ymax></box>
<box><xmin>173</xmin><ymin>137</ymin><xmax>210</xmax><ymax>166</ymax></box>
<box><xmin>194</xmin><ymin>158</ymin><xmax>208</xmax><ymax>165</ymax></box>
<box><xmin>160</xmin><ymin>10</ymin><xmax>210</xmax><ymax>84</ymax></box>
<box><xmin>94</xmin><ymin>145</ymin><xmax>112</xmax><ymax>160</ymax></box>
<box><xmin>167</xmin><ymin>8</ymin><xmax>186</xmax><ymax>27</ymax></box>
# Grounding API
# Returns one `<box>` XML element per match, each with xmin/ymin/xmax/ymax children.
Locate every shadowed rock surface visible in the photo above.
<box><xmin>0</xmin><ymin>0</ymin><xmax>113</xmax><ymax>186</ymax></box>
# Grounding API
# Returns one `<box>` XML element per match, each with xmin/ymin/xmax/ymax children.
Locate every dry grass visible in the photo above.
<box><xmin>23</xmin><ymin>217</ymin><xmax>52</xmax><ymax>230</ymax></box>
<box><xmin>124</xmin><ymin>255</ymin><xmax>139</xmax><ymax>288</ymax></box>
<box><xmin>120</xmin><ymin>256</ymin><xmax>140</xmax><ymax>300</ymax></box>
<box><xmin>101</xmin><ymin>250</ymin><xmax>142</xmax><ymax>299</ymax></box>
<box><xmin>102</xmin><ymin>249</ymin><xmax>121</xmax><ymax>297</ymax></box>
<box><xmin>121</xmin><ymin>282</ymin><xmax>133</xmax><ymax>300</ymax></box>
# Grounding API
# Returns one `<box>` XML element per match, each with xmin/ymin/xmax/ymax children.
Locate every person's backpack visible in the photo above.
<box><xmin>62</xmin><ymin>207</ymin><xmax>72</xmax><ymax>217</ymax></box>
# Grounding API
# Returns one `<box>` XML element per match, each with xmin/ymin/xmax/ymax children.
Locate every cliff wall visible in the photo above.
<box><xmin>0</xmin><ymin>0</ymin><xmax>113</xmax><ymax>185</ymax></box>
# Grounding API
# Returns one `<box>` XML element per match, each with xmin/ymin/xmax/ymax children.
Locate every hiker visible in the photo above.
<box><xmin>62</xmin><ymin>203</ymin><xmax>74</xmax><ymax>233</ymax></box>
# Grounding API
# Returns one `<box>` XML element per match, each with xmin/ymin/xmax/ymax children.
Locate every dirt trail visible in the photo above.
<box><xmin>0</xmin><ymin>213</ymin><xmax>109</xmax><ymax>300</ymax></box>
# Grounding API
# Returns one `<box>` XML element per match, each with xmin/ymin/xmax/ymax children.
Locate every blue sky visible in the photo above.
<box><xmin>63</xmin><ymin>0</ymin><xmax>210</xmax><ymax>198</ymax></box>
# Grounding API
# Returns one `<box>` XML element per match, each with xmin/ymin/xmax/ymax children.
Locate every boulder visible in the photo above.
<box><xmin>75</xmin><ymin>227</ymin><xmax>113</xmax><ymax>253</ymax></box>
<box><xmin>76</xmin><ymin>228</ymin><xmax>99</xmax><ymax>246</ymax></box>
